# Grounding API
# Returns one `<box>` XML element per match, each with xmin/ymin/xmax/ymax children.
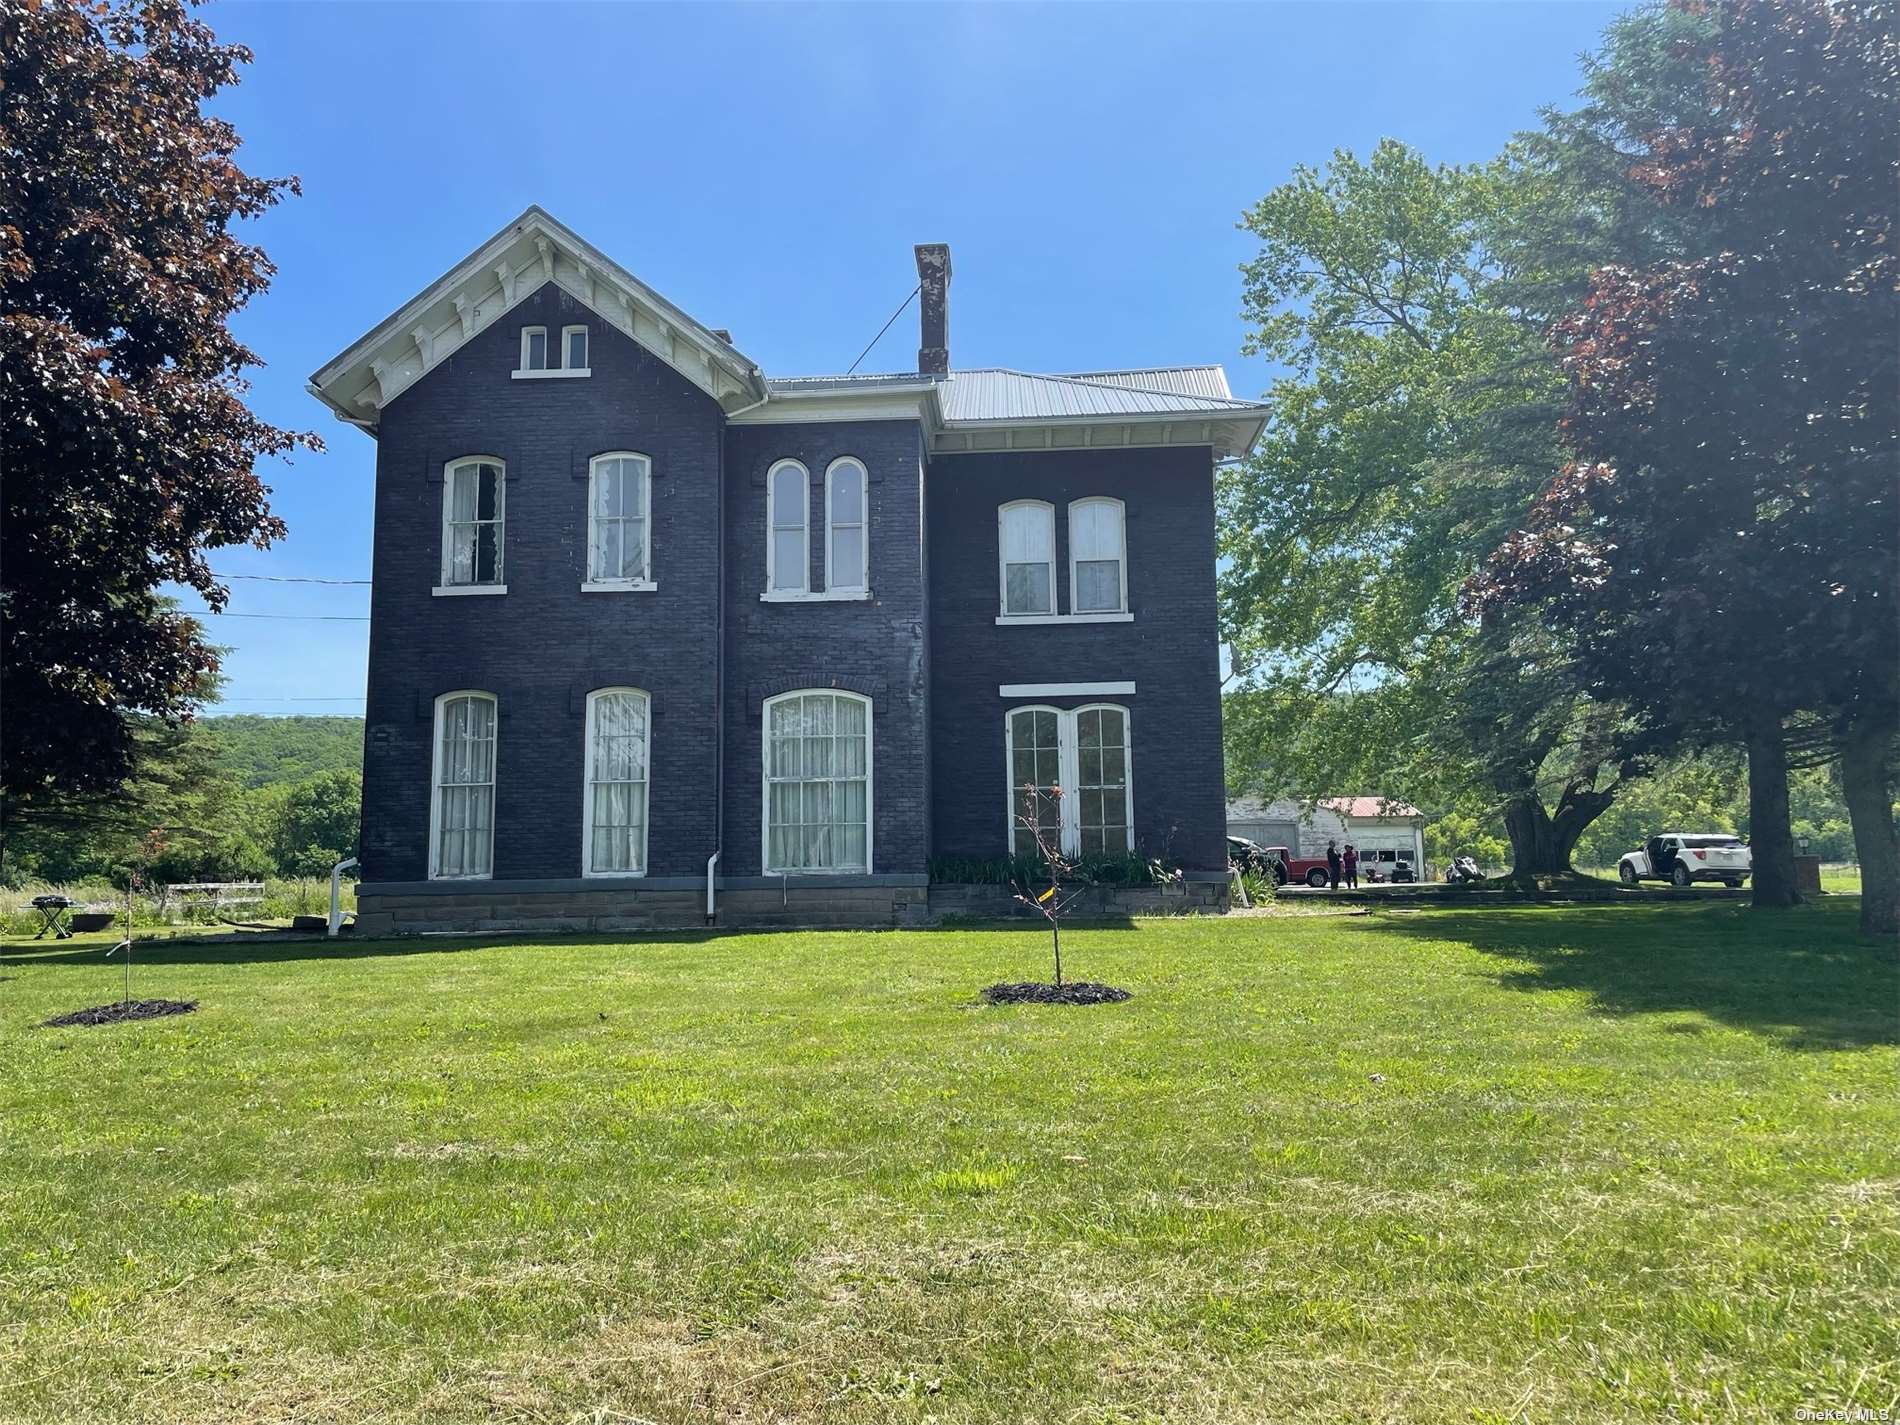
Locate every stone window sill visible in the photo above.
<box><xmin>433</xmin><ymin>584</ymin><xmax>508</xmax><ymax>597</ymax></box>
<box><xmin>994</xmin><ymin>611</ymin><xmax>1133</xmax><ymax>626</ymax></box>
<box><xmin>581</xmin><ymin>580</ymin><xmax>657</xmax><ymax>593</ymax></box>
<box><xmin>511</xmin><ymin>367</ymin><xmax>591</xmax><ymax>380</ymax></box>
<box><xmin>760</xmin><ymin>589</ymin><xmax>872</xmax><ymax>604</ymax></box>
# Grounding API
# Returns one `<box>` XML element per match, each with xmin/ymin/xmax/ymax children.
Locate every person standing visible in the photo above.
<box><xmin>1342</xmin><ymin>842</ymin><xmax>1359</xmax><ymax>890</ymax></box>
<box><xmin>1326</xmin><ymin>839</ymin><xmax>1342</xmax><ymax>890</ymax></box>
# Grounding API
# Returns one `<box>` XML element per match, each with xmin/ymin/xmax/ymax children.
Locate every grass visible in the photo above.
<box><xmin>0</xmin><ymin>901</ymin><xmax>1894</xmax><ymax>1423</ymax></box>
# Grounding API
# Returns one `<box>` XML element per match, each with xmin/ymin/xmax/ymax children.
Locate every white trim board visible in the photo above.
<box><xmin>998</xmin><ymin>681</ymin><xmax>1135</xmax><ymax>697</ymax></box>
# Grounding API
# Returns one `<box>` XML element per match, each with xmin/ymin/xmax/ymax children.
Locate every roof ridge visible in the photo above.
<box><xmin>978</xmin><ymin>367</ymin><xmax>1256</xmax><ymax>409</ymax></box>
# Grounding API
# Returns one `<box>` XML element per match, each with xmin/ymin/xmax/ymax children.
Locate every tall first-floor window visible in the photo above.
<box><xmin>764</xmin><ymin>690</ymin><xmax>870</xmax><ymax>873</ymax></box>
<box><xmin>1005</xmin><ymin>703</ymin><xmax>1131</xmax><ymax>858</ymax></box>
<box><xmin>432</xmin><ymin>692</ymin><xmax>497</xmax><ymax>878</ymax></box>
<box><xmin>584</xmin><ymin>688</ymin><xmax>650</xmax><ymax>875</ymax></box>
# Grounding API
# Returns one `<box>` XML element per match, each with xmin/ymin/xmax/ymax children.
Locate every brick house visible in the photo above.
<box><xmin>309</xmin><ymin>207</ymin><xmax>1266</xmax><ymax>931</ymax></box>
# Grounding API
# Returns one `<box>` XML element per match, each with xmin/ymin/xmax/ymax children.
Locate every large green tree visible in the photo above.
<box><xmin>1472</xmin><ymin>0</ymin><xmax>1899</xmax><ymax>929</ymax></box>
<box><xmin>1219</xmin><ymin>141</ymin><xmax>1654</xmax><ymax>882</ymax></box>
<box><xmin>0</xmin><ymin>0</ymin><xmax>315</xmax><ymax>821</ymax></box>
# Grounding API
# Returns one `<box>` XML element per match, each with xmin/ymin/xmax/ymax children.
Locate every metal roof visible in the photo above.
<box><xmin>935</xmin><ymin>368</ymin><xmax>1263</xmax><ymax>423</ymax></box>
<box><xmin>1060</xmin><ymin>366</ymin><xmax>1236</xmax><ymax>401</ymax></box>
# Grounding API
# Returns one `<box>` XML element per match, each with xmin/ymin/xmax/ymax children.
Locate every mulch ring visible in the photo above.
<box><xmin>42</xmin><ymin>999</ymin><xmax>198</xmax><ymax>1029</ymax></box>
<box><xmin>981</xmin><ymin>981</ymin><xmax>1131</xmax><ymax>1006</ymax></box>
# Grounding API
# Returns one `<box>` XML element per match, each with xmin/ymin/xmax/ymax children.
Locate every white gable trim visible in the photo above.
<box><xmin>308</xmin><ymin>205</ymin><xmax>766</xmax><ymax>431</ymax></box>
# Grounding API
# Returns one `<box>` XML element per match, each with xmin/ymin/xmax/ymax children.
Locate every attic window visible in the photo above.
<box><xmin>513</xmin><ymin>323</ymin><xmax>590</xmax><ymax>380</ymax></box>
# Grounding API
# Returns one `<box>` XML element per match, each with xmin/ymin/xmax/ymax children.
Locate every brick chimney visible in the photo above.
<box><xmin>914</xmin><ymin>243</ymin><xmax>951</xmax><ymax>377</ymax></box>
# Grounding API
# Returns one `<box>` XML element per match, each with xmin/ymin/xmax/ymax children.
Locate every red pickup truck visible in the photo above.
<box><xmin>1229</xmin><ymin>836</ymin><xmax>1336</xmax><ymax>888</ymax></box>
<box><xmin>1267</xmin><ymin>847</ymin><xmax>1338</xmax><ymax>887</ymax></box>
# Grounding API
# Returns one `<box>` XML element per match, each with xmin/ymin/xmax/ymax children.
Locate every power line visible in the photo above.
<box><xmin>214</xmin><ymin>696</ymin><xmax>366</xmax><ymax>703</ymax></box>
<box><xmin>212</xmin><ymin>572</ymin><xmax>371</xmax><ymax>586</ymax></box>
<box><xmin>182</xmin><ymin>611</ymin><xmax>370</xmax><ymax>622</ymax></box>
<box><xmin>845</xmin><ymin>283</ymin><xmax>920</xmax><ymax>376</ymax></box>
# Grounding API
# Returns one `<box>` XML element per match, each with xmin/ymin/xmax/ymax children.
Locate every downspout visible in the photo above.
<box><xmin>327</xmin><ymin>857</ymin><xmax>358</xmax><ymax>938</ymax></box>
<box><xmin>707</xmin><ymin>393</ymin><xmax>752</xmax><ymax>920</ymax></box>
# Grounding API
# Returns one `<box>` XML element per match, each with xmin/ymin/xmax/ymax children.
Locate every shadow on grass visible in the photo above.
<box><xmin>1370</xmin><ymin>898</ymin><xmax>1897</xmax><ymax>1051</ymax></box>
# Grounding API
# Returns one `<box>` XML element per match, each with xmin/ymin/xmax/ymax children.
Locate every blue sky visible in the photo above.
<box><xmin>203</xmin><ymin>0</ymin><xmax>1621</xmax><ymax>716</ymax></box>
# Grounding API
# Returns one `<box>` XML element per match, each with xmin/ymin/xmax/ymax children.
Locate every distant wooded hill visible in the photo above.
<box><xmin>198</xmin><ymin>715</ymin><xmax>364</xmax><ymax>788</ymax></box>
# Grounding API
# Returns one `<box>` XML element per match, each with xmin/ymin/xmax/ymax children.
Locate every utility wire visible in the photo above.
<box><xmin>845</xmin><ymin>283</ymin><xmax>920</xmax><ymax>376</ymax></box>
<box><xmin>215</xmin><ymin>696</ymin><xmax>366</xmax><ymax>703</ymax></box>
<box><xmin>181</xmin><ymin>611</ymin><xmax>370</xmax><ymax>622</ymax></box>
<box><xmin>213</xmin><ymin>572</ymin><xmax>371</xmax><ymax>586</ymax></box>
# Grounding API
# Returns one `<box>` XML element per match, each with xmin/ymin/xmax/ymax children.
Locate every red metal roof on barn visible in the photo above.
<box><xmin>1319</xmin><ymin>797</ymin><xmax>1422</xmax><ymax>820</ymax></box>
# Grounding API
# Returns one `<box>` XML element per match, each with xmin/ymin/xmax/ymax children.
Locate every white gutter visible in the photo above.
<box><xmin>705</xmin><ymin>850</ymin><xmax>720</xmax><ymax>921</ymax></box>
<box><xmin>328</xmin><ymin>857</ymin><xmax>358</xmax><ymax>938</ymax></box>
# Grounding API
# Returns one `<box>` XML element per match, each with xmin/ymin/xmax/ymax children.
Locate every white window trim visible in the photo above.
<box><xmin>994</xmin><ymin>612</ymin><xmax>1135</xmax><ymax>626</ymax></box>
<box><xmin>761</xmin><ymin>688</ymin><xmax>874</xmax><ymax>876</ymax></box>
<box><xmin>997</xmin><ymin>499</ymin><xmax>1057</xmax><ymax>618</ymax></box>
<box><xmin>581</xmin><ymin>686</ymin><xmax>651</xmax><ymax>879</ymax></box>
<box><xmin>561</xmin><ymin>323</ymin><xmax>591</xmax><ymax>373</ymax></box>
<box><xmin>429</xmin><ymin>690</ymin><xmax>497</xmax><ymax>882</ymax></box>
<box><xmin>760</xmin><ymin>589</ymin><xmax>871</xmax><ymax>604</ymax></box>
<box><xmin>585</xmin><ymin>450</ymin><xmax>653</xmax><ymax>589</ymax></box>
<box><xmin>824</xmin><ymin>456</ymin><xmax>869</xmax><ymax>594</ymax></box>
<box><xmin>765</xmin><ymin>459</ymin><xmax>811</xmax><ymax>596</ymax></box>
<box><xmin>1068</xmin><ymin>496</ymin><xmax>1128</xmax><ymax>615</ymax></box>
<box><xmin>518</xmin><ymin>325</ymin><xmax>549</xmax><ymax>373</ymax></box>
<box><xmin>439</xmin><ymin>456</ymin><xmax>505</xmax><ymax>591</ymax></box>
<box><xmin>1003</xmin><ymin>702</ymin><xmax>1134</xmax><ymax>858</ymax></box>
<box><xmin>998</xmin><ymin>681</ymin><xmax>1136</xmax><ymax>697</ymax></box>
<box><xmin>512</xmin><ymin>368</ymin><xmax>591</xmax><ymax>381</ymax></box>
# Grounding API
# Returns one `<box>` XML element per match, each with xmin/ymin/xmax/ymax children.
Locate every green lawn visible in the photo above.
<box><xmin>1</xmin><ymin>903</ymin><xmax>1894</xmax><ymax>1423</ymax></box>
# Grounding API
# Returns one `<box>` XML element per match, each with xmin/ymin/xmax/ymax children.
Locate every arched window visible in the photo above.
<box><xmin>998</xmin><ymin>500</ymin><xmax>1055</xmax><ymax>616</ymax></box>
<box><xmin>1005</xmin><ymin>706</ymin><xmax>1063</xmax><ymax>856</ymax></box>
<box><xmin>583</xmin><ymin>688</ymin><xmax>651</xmax><ymax>876</ymax></box>
<box><xmin>763</xmin><ymin>689</ymin><xmax>871</xmax><ymax>873</ymax></box>
<box><xmin>1068</xmin><ymin>497</ymin><xmax>1126</xmax><ymax>614</ymax></box>
<box><xmin>431</xmin><ymin>692</ymin><xmax>497</xmax><ymax>879</ymax></box>
<box><xmin>825</xmin><ymin>457</ymin><xmax>868</xmax><ymax>593</ymax></box>
<box><xmin>441</xmin><ymin>458</ymin><xmax>505</xmax><ymax>588</ymax></box>
<box><xmin>767</xmin><ymin>459</ymin><xmax>810</xmax><ymax>594</ymax></box>
<box><xmin>1002</xmin><ymin>702</ymin><xmax>1132</xmax><ymax>857</ymax></box>
<box><xmin>586</xmin><ymin>452</ymin><xmax>652</xmax><ymax>586</ymax></box>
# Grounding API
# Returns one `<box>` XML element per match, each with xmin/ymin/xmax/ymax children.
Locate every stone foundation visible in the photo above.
<box><xmin>353</xmin><ymin>873</ymin><xmax>1226</xmax><ymax>935</ymax></box>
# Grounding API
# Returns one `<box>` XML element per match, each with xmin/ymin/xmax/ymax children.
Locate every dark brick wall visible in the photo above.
<box><xmin>360</xmin><ymin>290</ymin><xmax>1222</xmax><ymax>887</ymax></box>
<box><xmin>361</xmin><ymin>282</ymin><xmax>726</xmax><ymax>881</ymax></box>
<box><xmin>720</xmin><ymin>421</ymin><xmax>930</xmax><ymax>875</ymax></box>
<box><xmin>925</xmin><ymin>446</ymin><xmax>1228</xmax><ymax>871</ymax></box>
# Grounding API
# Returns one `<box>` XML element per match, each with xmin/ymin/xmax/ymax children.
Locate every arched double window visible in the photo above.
<box><xmin>586</xmin><ymin>452</ymin><xmax>652</xmax><ymax>587</ymax></box>
<box><xmin>1004</xmin><ymin>703</ymin><xmax>1132</xmax><ymax>857</ymax></box>
<box><xmin>431</xmin><ymin>692</ymin><xmax>498</xmax><ymax>879</ymax></box>
<box><xmin>582</xmin><ymin>688</ymin><xmax>651</xmax><ymax>876</ymax></box>
<box><xmin>763</xmin><ymin>689</ymin><xmax>871</xmax><ymax>873</ymax></box>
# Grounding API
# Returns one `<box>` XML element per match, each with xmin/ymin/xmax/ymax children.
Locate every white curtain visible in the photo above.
<box><xmin>765</xmin><ymin>692</ymin><xmax>869</xmax><ymax>871</ymax></box>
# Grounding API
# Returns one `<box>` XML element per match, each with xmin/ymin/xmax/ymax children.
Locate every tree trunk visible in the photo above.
<box><xmin>1502</xmin><ymin>783</ymin><xmax>1617</xmax><ymax>885</ymax></box>
<box><xmin>1745</xmin><ymin>709</ymin><xmax>1800</xmax><ymax>908</ymax></box>
<box><xmin>1839</xmin><ymin>710</ymin><xmax>1898</xmax><ymax>939</ymax></box>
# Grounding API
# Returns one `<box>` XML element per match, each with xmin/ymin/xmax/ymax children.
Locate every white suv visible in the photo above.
<box><xmin>1619</xmin><ymin>833</ymin><xmax>1751</xmax><ymax>888</ymax></box>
